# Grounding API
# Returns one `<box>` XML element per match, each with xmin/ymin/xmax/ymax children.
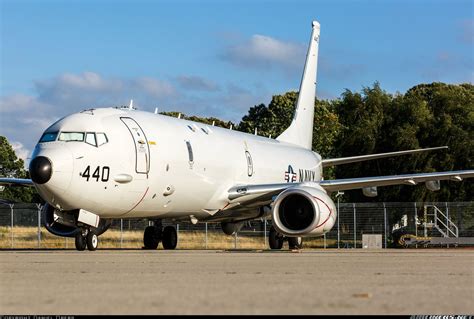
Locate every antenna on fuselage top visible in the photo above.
<box><xmin>154</xmin><ymin>108</ymin><xmax>158</xmax><ymax>114</ymax></box>
<box><xmin>254</xmin><ymin>128</ymin><xmax>258</xmax><ymax>135</ymax></box>
<box><xmin>129</xmin><ymin>99</ymin><xmax>134</xmax><ymax>110</ymax></box>
<box><xmin>178</xmin><ymin>113</ymin><xmax>182</xmax><ymax>119</ymax></box>
<box><xmin>229</xmin><ymin>124</ymin><xmax>233</xmax><ymax>130</ymax></box>
<box><xmin>212</xmin><ymin>121</ymin><xmax>215</xmax><ymax>126</ymax></box>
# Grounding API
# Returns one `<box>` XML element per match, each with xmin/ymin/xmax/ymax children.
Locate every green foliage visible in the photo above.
<box><xmin>0</xmin><ymin>136</ymin><xmax>38</xmax><ymax>202</ymax></box>
<box><xmin>332</xmin><ymin>82</ymin><xmax>473</xmax><ymax>202</ymax></box>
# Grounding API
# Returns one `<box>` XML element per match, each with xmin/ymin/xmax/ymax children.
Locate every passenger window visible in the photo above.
<box><xmin>85</xmin><ymin>133</ymin><xmax>97</xmax><ymax>146</ymax></box>
<box><xmin>58</xmin><ymin>132</ymin><xmax>84</xmax><ymax>142</ymax></box>
<box><xmin>96</xmin><ymin>133</ymin><xmax>108</xmax><ymax>146</ymax></box>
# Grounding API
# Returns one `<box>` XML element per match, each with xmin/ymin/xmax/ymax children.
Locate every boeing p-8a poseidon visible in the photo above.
<box><xmin>2</xmin><ymin>21</ymin><xmax>473</xmax><ymax>251</ymax></box>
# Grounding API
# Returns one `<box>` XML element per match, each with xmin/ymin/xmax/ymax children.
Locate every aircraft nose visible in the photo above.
<box><xmin>29</xmin><ymin>156</ymin><xmax>53</xmax><ymax>184</ymax></box>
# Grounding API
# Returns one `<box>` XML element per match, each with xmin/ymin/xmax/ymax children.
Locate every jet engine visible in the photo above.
<box><xmin>42</xmin><ymin>204</ymin><xmax>111</xmax><ymax>237</ymax></box>
<box><xmin>271</xmin><ymin>184</ymin><xmax>337</xmax><ymax>237</ymax></box>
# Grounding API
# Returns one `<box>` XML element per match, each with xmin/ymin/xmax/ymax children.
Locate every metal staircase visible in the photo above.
<box><xmin>423</xmin><ymin>205</ymin><xmax>458</xmax><ymax>238</ymax></box>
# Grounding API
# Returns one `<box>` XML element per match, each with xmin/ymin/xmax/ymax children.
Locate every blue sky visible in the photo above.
<box><xmin>0</xmin><ymin>0</ymin><xmax>473</xmax><ymax>161</ymax></box>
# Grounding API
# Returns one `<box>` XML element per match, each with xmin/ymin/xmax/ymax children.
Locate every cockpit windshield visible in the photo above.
<box><xmin>39</xmin><ymin>131</ymin><xmax>108</xmax><ymax>146</ymax></box>
<box><xmin>39</xmin><ymin>132</ymin><xmax>58</xmax><ymax>143</ymax></box>
<box><xmin>59</xmin><ymin>132</ymin><xmax>85</xmax><ymax>142</ymax></box>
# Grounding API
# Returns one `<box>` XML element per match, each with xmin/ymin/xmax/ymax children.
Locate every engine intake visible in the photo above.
<box><xmin>272</xmin><ymin>184</ymin><xmax>336</xmax><ymax>237</ymax></box>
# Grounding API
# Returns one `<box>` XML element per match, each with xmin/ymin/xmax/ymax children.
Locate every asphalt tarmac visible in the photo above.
<box><xmin>0</xmin><ymin>249</ymin><xmax>472</xmax><ymax>315</ymax></box>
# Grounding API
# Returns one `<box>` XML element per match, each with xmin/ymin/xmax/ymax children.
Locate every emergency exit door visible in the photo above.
<box><xmin>121</xmin><ymin>117</ymin><xmax>150</xmax><ymax>174</ymax></box>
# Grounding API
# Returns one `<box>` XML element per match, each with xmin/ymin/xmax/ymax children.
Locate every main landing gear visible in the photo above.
<box><xmin>143</xmin><ymin>220</ymin><xmax>178</xmax><ymax>250</ymax></box>
<box><xmin>269</xmin><ymin>226</ymin><xmax>303</xmax><ymax>250</ymax></box>
<box><xmin>75</xmin><ymin>228</ymin><xmax>99</xmax><ymax>251</ymax></box>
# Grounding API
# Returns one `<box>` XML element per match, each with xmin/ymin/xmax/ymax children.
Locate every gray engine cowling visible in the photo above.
<box><xmin>272</xmin><ymin>184</ymin><xmax>337</xmax><ymax>237</ymax></box>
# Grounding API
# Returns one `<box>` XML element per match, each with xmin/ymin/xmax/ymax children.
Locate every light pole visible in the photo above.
<box><xmin>335</xmin><ymin>191</ymin><xmax>344</xmax><ymax>249</ymax></box>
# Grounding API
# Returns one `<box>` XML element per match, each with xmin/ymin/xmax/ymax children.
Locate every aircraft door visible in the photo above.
<box><xmin>121</xmin><ymin>117</ymin><xmax>150</xmax><ymax>174</ymax></box>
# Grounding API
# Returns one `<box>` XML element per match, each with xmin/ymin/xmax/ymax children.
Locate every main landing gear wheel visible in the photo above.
<box><xmin>75</xmin><ymin>233</ymin><xmax>87</xmax><ymax>251</ymax></box>
<box><xmin>143</xmin><ymin>225</ymin><xmax>161</xmax><ymax>249</ymax></box>
<box><xmin>269</xmin><ymin>226</ymin><xmax>284</xmax><ymax>250</ymax></box>
<box><xmin>288</xmin><ymin>237</ymin><xmax>303</xmax><ymax>250</ymax></box>
<box><xmin>87</xmin><ymin>231</ymin><xmax>99</xmax><ymax>251</ymax></box>
<box><xmin>162</xmin><ymin>226</ymin><xmax>178</xmax><ymax>250</ymax></box>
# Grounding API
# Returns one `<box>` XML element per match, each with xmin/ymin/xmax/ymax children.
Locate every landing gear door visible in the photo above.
<box><xmin>121</xmin><ymin>117</ymin><xmax>150</xmax><ymax>174</ymax></box>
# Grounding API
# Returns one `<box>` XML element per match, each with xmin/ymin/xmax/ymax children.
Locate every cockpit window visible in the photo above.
<box><xmin>39</xmin><ymin>132</ymin><xmax>58</xmax><ymax>143</ymax></box>
<box><xmin>85</xmin><ymin>133</ymin><xmax>97</xmax><ymax>146</ymax></box>
<box><xmin>96</xmin><ymin>133</ymin><xmax>108</xmax><ymax>146</ymax></box>
<box><xmin>58</xmin><ymin>132</ymin><xmax>85</xmax><ymax>142</ymax></box>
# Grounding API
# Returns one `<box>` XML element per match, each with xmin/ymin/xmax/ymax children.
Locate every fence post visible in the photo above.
<box><xmin>37</xmin><ymin>204</ymin><xmax>42</xmax><ymax>249</ymax></box>
<box><xmin>234</xmin><ymin>231</ymin><xmax>237</xmax><ymax>249</ymax></box>
<box><xmin>10</xmin><ymin>204</ymin><xmax>14</xmax><ymax>249</ymax></box>
<box><xmin>446</xmin><ymin>202</ymin><xmax>449</xmax><ymax>248</ymax></box>
<box><xmin>337</xmin><ymin>197</ymin><xmax>340</xmax><ymax>249</ymax></box>
<box><xmin>120</xmin><ymin>219</ymin><xmax>123</xmax><ymax>249</ymax></box>
<box><xmin>414</xmin><ymin>202</ymin><xmax>418</xmax><ymax>248</ymax></box>
<box><xmin>383</xmin><ymin>202</ymin><xmax>387</xmax><ymax>249</ymax></box>
<box><xmin>205</xmin><ymin>222</ymin><xmax>208</xmax><ymax>249</ymax></box>
<box><xmin>353</xmin><ymin>203</ymin><xmax>356</xmax><ymax>248</ymax></box>
<box><xmin>263</xmin><ymin>218</ymin><xmax>267</xmax><ymax>248</ymax></box>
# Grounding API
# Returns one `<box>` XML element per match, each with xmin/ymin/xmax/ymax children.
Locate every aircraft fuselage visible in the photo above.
<box><xmin>32</xmin><ymin>107</ymin><xmax>322</xmax><ymax>221</ymax></box>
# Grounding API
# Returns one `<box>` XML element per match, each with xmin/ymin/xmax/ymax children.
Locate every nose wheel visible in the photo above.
<box><xmin>75</xmin><ymin>229</ymin><xmax>99</xmax><ymax>251</ymax></box>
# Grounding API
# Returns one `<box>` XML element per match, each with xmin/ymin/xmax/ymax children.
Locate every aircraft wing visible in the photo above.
<box><xmin>321</xmin><ymin>146</ymin><xmax>448</xmax><ymax>167</ymax></box>
<box><xmin>227</xmin><ymin>170</ymin><xmax>474</xmax><ymax>206</ymax></box>
<box><xmin>319</xmin><ymin>170</ymin><xmax>474</xmax><ymax>193</ymax></box>
<box><xmin>0</xmin><ymin>178</ymin><xmax>34</xmax><ymax>187</ymax></box>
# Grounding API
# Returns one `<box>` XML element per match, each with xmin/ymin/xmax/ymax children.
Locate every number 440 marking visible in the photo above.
<box><xmin>81</xmin><ymin>166</ymin><xmax>110</xmax><ymax>182</ymax></box>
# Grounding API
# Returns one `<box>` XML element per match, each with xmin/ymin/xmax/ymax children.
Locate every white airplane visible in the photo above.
<box><xmin>1</xmin><ymin>21</ymin><xmax>473</xmax><ymax>251</ymax></box>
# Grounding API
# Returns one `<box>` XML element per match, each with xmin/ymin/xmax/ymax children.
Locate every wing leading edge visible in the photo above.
<box><xmin>0</xmin><ymin>178</ymin><xmax>34</xmax><ymax>187</ymax></box>
<box><xmin>227</xmin><ymin>170</ymin><xmax>474</xmax><ymax>207</ymax></box>
<box><xmin>319</xmin><ymin>170</ymin><xmax>474</xmax><ymax>193</ymax></box>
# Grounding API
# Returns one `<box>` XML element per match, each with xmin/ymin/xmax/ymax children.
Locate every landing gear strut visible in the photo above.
<box><xmin>143</xmin><ymin>220</ymin><xmax>178</xmax><ymax>250</ymax></box>
<box><xmin>268</xmin><ymin>226</ymin><xmax>303</xmax><ymax>250</ymax></box>
<box><xmin>75</xmin><ymin>228</ymin><xmax>99</xmax><ymax>251</ymax></box>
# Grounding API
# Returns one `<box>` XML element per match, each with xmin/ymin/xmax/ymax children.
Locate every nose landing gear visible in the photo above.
<box><xmin>75</xmin><ymin>228</ymin><xmax>99</xmax><ymax>251</ymax></box>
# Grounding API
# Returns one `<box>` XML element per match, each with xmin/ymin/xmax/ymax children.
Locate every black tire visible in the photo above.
<box><xmin>288</xmin><ymin>237</ymin><xmax>303</xmax><ymax>249</ymax></box>
<box><xmin>75</xmin><ymin>233</ymin><xmax>87</xmax><ymax>251</ymax></box>
<box><xmin>162</xmin><ymin>226</ymin><xmax>178</xmax><ymax>250</ymax></box>
<box><xmin>144</xmin><ymin>226</ymin><xmax>161</xmax><ymax>249</ymax></box>
<box><xmin>269</xmin><ymin>226</ymin><xmax>284</xmax><ymax>250</ymax></box>
<box><xmin>86</xmin><ymin>231</ymin><xmax>99</xmax><ymax>251</ymax></box>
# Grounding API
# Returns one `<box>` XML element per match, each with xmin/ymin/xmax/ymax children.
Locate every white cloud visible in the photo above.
<box><xmin>10</xmin><ymin>141</ymin><xmax>30</xmax><ymax>164</ymax></box>
<box><xmin>221</xmin><ymin>34</ymin><xmax>305</xmax><ymax>72</ymax></box>
<box><xmin>177</xmin><ymin>75</ymin><xmax>220</xmax><ymax>92</ymax></box>
<box><xmin>133</xmin><ymin>77</ymin><xmax>176</xmax><ymax>97</ymax></box>
<box><xmin>0</xmin><ymin>71</ymin><xmax>271</xmax><ymax>158</ymax></box>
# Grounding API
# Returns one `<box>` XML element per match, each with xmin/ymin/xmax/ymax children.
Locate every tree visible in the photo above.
<box><xmin>0</xmin><ymin>136</ymin><xmax>38</xmax><ymax>202</ymax></box>
<box><xmin>237</xmin><ymin>91</ymin><xmax>341</xmax><ymax>160</ymax></box>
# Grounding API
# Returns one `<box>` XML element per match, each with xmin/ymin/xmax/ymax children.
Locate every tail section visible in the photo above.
<box><xmin>277</xmin><ymin>21</ymin><xmax>320</xmax><ymax>149</ymax></box>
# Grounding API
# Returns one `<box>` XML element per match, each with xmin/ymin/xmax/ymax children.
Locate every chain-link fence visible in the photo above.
<box><xmin>0</xmin><ymin>202</ymin><xmax>473</xmax><ymax>249</ymax></box>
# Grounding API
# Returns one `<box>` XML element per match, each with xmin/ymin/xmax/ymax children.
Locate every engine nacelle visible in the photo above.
<box><xmin>272</xmin><ymin>184</ymin><xmax>337</xmax><ymax>237</ymax></box>
<box><xmin>42</xmin><ymin>204</ymin><xmax>111</xmax><ymax>237</ymax></box>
